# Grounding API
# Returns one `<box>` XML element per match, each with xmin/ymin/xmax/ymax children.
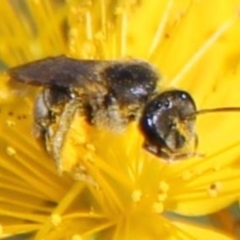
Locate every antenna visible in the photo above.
<box><xmin>185</xmin><ymin>107</ymin><xmax>240</xmax><ymax>120</ymax></box>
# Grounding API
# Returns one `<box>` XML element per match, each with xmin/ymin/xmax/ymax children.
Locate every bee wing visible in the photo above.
<box><xmin>8</xmin><ymin>55</ymin><xmax>107</xmax><ymax>88</ymax></box>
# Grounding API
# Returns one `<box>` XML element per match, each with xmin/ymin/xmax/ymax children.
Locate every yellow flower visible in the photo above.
<box><xmin>1</xmin><ymin>0</ymin><xmax>240</xmax><ymax>239</ymax></box>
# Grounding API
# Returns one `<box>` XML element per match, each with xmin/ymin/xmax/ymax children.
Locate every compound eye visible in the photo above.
<box><xmin>139</xmin><ymin>90</ymin><xmax>197</xmax><ymax>159</ymax></box>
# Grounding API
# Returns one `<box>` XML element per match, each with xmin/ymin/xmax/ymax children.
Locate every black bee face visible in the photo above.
<box><xmin>140</xmin><ymin>90</ymin><xmax>198</xmax><ymax>160</ymax></box>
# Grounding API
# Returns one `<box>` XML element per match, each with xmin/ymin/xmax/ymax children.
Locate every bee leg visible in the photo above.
<box><xmin>90</xmin><ymin>94</ymin><xmax>127</xmax><ymax>132</ymax></box>
<box><xmin>34</xmin><ymin>93</ymin><xmax>47</xmax><ymax>138</ymax></box>
<box><xmin>104</xmin><ymin>95</ymin><xmax>126</xmax><ymax>132</ymax></box>
<box><xmin>33</xmin><ymin>87</ymin><xmax>79</xmax><ymax>172</ymax></box>
<box><xmin>34</xmin><ymin>87</ymin><xmax>71</xmax><ymax>138</ymax></box>
<box><xmin>33</xmin><ymin>89</ymin><xmax>55</xmax><ymax>149</ymax></box>
<box><xmin>50</xmin><ymin>98</ymin><xmax>79</xmax><ymax>172</ymax></box>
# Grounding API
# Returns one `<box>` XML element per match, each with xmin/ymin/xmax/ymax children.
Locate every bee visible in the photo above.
<box><xmin>8</xmin><ymin>56</ymin><xmax>160</xmax><ymax>163</ymax></box>
<box><xmin>9</xmin><ymin>55</ymin><xmax>238</xmax><ymax>166</ymax></box>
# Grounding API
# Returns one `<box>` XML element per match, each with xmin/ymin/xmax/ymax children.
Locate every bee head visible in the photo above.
<box><xmin>139</xmin><ymin>90</ymin><xmax>197</xmax><ymax>160</ymax></box>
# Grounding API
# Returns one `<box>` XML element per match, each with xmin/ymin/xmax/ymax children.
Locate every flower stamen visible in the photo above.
<box><xmin>170</xmin><ymin>19</ymin><xmax>235</xmax><ymax>86</ymax></box>
<box><xmin>131</xmin><ymin>189</ymin><xmax>142</xmax><ymax>202</ymax></box>
<box><xmin>50</xmin><ymin>214</ymin><xmax>62</xmax><ymax>227</ymax></box>
<box><xmin>148</xmin><ymin>0</ymin><xmax>174</xmax><ymax>58</ymax></box>
<box><xmin>207</xmin><ymin>182</ymin><xmax>222</xmax><ymax>197</ymax></box>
